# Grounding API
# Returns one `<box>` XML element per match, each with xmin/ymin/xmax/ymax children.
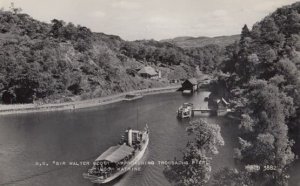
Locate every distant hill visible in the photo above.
<box><xmin>160</xmin><ymin>35</ymin><xmax>241</xmax><ymax>73</ymax></box>
<box><xmin>162</xmin><ymin>35</ymin><xmax>240</xmax><ymax>48</ymax></box>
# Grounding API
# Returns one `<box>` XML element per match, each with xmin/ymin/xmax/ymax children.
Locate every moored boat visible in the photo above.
<box><xmin>177</xmin><ymin>103</ymin><xmax>193</xmax><ymax>119</ymax></box>
<box><xmin>83</xmin><ymin>125</ymin><xmax>149</xmax><ymax>184</ymax></box>
<box><xmin>123</xmin><ymin>93</ymin><xmax>143</xmax><ymax>101</ymax></box>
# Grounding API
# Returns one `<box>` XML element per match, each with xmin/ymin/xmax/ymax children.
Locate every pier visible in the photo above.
<box><xmin>191</xmin><ymin>108</ymin><xmax>216</xmax><ymax>115</ymax></box>
<box><xmin>191</xmin><ymin>107</ymin><xmax>229</xmax><ymax>116</ymax></box>
<box><xmin>192</xmin><ymin>108</ymin><xmax>213</xmax><ymax>113</ymax></box>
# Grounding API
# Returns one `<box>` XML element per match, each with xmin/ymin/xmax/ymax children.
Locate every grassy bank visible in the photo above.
<box><xmin>0</xmin><ymin>85</ymin><xmax>181</xmax><ymax>115</ymax></box>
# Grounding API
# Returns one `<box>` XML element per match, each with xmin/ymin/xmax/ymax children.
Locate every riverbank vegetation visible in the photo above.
<box><xmin>0</xmin><ymin>5</ymin><xmax>235</xmax><ymax>105</ymax></box>
<box><xmin>211</xmin><ymin>2</ymin><xmax>300</xmax><ymax>185</ymax></box>
<box><xmin>0</xmin><ymin>9</ymin><xmax>186</xmax><ymax>104</ymax></box>
<box><xmin>165</xmin><ymin>2</ymin><xmax>300</xmax><ymax>186</ymax></box>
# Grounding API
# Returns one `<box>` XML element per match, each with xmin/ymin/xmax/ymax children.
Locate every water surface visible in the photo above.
<box><xmin>0</xmin><ymin>91</ymin><xmax>243</xmax><ymax>186</ymax></box>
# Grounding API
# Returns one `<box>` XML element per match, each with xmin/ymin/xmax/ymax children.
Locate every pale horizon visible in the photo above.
<box><xmin>0</xmin><ymin>0</ymin><xmax>298</xmax><ymax>41</ymax></box>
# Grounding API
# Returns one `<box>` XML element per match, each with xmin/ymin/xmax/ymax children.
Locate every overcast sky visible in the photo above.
<box><xmin>0</xmin><ymin>0</ymin><xmax>298</xmax><ymax>40</ymax></box>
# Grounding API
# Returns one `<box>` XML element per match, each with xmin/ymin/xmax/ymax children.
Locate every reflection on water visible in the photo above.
<box><xmin>0</xmin><ymin>91</ymin><xmax>291</xmax><ymax>186</ymax></box>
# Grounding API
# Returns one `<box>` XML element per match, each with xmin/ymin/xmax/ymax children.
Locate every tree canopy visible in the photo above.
<box><xmin>164</xmin><ymin>119</ymin><xmax>224</xmax><ymax>186</ymax></box>
<box><xmin>214</xmin><ymin>2</ymin><xmax>300</xmax><ymax>185</ymax></box>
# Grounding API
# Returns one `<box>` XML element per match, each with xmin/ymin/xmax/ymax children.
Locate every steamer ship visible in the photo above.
<box><xmin>83</xmin><ymin>125</ymin><xmax>149</xmax><ymax>184</ymax></box>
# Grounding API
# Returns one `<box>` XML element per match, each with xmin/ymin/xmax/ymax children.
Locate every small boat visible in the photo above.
<box><xmin>123</xmin><ymin>93</ymin><xmax>143</xmax><ymax>101</ymax></box>
<box><xmin>177</xmin><ymin>103</ymin><xmax>193</xmax><ymax>119</ymax></box>
<box><xmin>83</xmin><ymin>125</ymin><xmax>149</xmax><ymax>184</ymax></box>
<box><xmin>182</xmin><ymin>90</ymin><xmax>192</xmax><ymax>95</ymax></box>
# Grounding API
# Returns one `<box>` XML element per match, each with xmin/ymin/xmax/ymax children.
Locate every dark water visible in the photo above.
<box><xmin>0</xmin><ymin>91</ymin><xmax>250</xmax><ymax>186</ymax></box>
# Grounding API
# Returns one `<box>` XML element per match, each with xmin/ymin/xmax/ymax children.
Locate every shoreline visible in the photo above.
<box><xmin>0</xmin><ymin>85</ymin><xmax>181</xmax><ymax>116</ymax></box>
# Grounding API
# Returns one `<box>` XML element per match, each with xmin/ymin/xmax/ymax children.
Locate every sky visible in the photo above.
<box><xmin>0</xmin><ymin>0</ymin><xmax>298</xmax><ymax>40</ymax></box>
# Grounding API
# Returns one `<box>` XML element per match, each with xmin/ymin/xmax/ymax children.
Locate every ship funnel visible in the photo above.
<box><xmin>128</xmin><ymin>129</ymin><xmax>133</xmax><ymax>146</ymax></box>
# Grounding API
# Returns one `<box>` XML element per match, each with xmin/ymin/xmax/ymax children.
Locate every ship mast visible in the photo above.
<box><xmin>136</xmin><ymin>100</ymin><xmax>139</xmax><ymax>130</ymax></box>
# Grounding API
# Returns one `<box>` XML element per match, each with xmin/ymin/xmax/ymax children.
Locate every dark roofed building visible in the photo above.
<box><xmin>209</xmin><ymin>97</ymin><xmax>230</xmax><ymax>111</ymax></box>
<box><xmin>181</xmin><ymin>78</ymin><xmax>200</xmax><ymax>93</ymax></box>
<box><xmin>217</xmin><ymin>98</ymin><xmax>229</xmax><ymax>111</ymax></box>
<box><xmin>138</xmin><ymin>66</ymin><xmax>159</xmax><ymax>79</ymax></box>
<box><xmin>187</xmin><ymin>78</ymin><xmax>198</xmax><ymax>85</ymax></box>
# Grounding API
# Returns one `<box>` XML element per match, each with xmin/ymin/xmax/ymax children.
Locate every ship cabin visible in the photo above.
<box><xmin>123</xmin><ymin>129</ymin><xmax>146</xmax><ymax>149</ymax></box>
<box><xmin>91</xmin><ymin>144</ymin><xmax>135</xmax><ymax>178</ymax></box>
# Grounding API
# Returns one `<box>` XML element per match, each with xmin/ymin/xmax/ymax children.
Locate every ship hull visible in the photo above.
<box><xmin>83</xmin><ymin>135</ymin><xmax>149</xmax><ymax>184</ymax></box>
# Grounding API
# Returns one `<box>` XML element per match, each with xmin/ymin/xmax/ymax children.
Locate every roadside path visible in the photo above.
<box><xmin>0</xmin><ymin>85</ymin><xmax>180</xmax><ymax>115</ymax></box>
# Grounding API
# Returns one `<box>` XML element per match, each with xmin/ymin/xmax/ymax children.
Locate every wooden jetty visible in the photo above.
<box><xmin>192</xmin><ymin>107</ymin><xmax>230</xmax><ymax>116</ymax></box>
<box><xmin>177</xmin><ymin>106</ymin><xmax>229</xmax><ymax>118</ymax></box>
<box><xmin>192</xmin><ymin>108</ymin><xmax>212</xmax><ymax>113</ymax></box>
<box><xmin>177</xmin><ymin>97</ymin><xmax>230</xmax><ymax>118</ymax></box>
<box><xmin>191</xmin><ymin>108</ymin><xmax>216</xmax><ymax>116</ymax></box>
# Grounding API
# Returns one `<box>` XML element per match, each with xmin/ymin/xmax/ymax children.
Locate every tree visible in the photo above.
<box><xmin>239</xmin><ymin>114</ymin><xmax>255</xmax><ymax>133</ymax></box>
<box><xmin>164</xmin><ymin>120</ymin><xmax>224</xmax><ymax>186</ymax></box>
<box><xmin>186</xmin><ymin>120</ymin><xmax>225</xmax><ymax>155</ymax></box>
<box><xmin>9</xmin><ymin>3</ymin><xmax>22</xmax><ymax>14</ymax></box>
<box><xmin>50</xmin><ymin>19</ymin><xmax>65</xmax><ymax>38</ymax></box>
<box><xmin>232</xmin><ymin>80</ymin><xmax>295</xmax><ymax>185</ymax></box>
<box><xmin>212</xmin><ymin>167</ymin><xmax>254</xmax><ymax>186</ymax></box>
<box><xmin>241</xmin><ymin>24</ymin><xmax>251</xmax><ymax>41</ymax></box>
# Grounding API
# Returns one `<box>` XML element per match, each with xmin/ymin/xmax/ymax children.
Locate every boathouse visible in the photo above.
<box><xmin>218</xmin><ymin>98</ymin><xmax>229</xmax><ymax>110</ymax></box>
<box><xmin>181</xmin><ymin>78</ymin><xmax>199</xmax><ymax>93</ymax></box>
<box><xmin>209</xmin><ymin>97</ymin><xmax>229</xmax><ymax>111</ymax></box>
<box><xmin>138</xmin><ymin>66</ymin><xmax>159</xmax><ymax>79</ymax></box>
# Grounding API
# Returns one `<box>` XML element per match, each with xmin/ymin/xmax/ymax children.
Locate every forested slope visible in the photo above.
<box><xmin>163</xmin><ymin>35</ymin><xmax>240</xmax><ymax>73</ymax></box>
<box><xmin>0</xmin><ymin>10</ymin><xmax>202</xmax><ymax>104</ymax></box>
<box><xmin>213</xmin><ymin>2</ymin><xmax>300</xmax><ymax>185</ymax></box>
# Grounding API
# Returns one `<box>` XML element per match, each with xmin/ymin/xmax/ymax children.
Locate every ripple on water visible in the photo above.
<box><xmin>0</xmin><ymin>91</ymin><xmax>243</xmax><ymax>186</ymax></box>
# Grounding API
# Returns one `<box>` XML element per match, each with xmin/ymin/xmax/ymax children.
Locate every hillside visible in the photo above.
<box><xmin>161</xmin><ymin>35</ymin><xmax>241</xmax><ymax>73</ymax></box>
<box><xmin>0</xmin><ymin>10</ymin><xmax>203</xmax><ymax>104</ymax></box>
<box><xmin>162</xmin><ymin>35</ymin><xmax>240</xmax><ymax>48</ymax></box>
<box><xmin>212</xmin><ymin>2</ymin><xmax>300</xmax><ymax>185</ymax></box>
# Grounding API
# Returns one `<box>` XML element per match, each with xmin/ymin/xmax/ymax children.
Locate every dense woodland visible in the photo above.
<box><xmin>0</xmin><ymin>10</ymin><xmax>191</xmax><ymax>104</ymax></box>
<box><xmin>165</xmin><ymin>2</ymin><xmax>300</xmax><ymax>186</ymax></box>
<box><xmin>215</xmin><ymin>2</ymin><xmax>300</xmax><ymax>186</ymax></box>
<box><xmin>0</xmin><ymin>7</ymin><xmax>233</xmax><ymax>104</ymax></box>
